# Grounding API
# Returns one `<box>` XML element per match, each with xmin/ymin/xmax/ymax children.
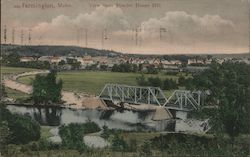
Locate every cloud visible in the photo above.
<box><xmin>28</xmin><ymin>10</ymin><xmax>246</xmax><ymax>53</ymax></box>
<box><xmin>140</xmin><ymin>11</ymin><xmax>235</xmax><ymax>44</ymax></box>
<box><xmin>34</xmin><ymin>6</ymin><xmax>129</xmax><ymax>30</ymax></box>
<box><xmin>32</xmin><ymin>6</ymin><xmax>129</xmax><ymax>43</ymax></box>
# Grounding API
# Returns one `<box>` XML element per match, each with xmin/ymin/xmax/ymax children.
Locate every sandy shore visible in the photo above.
<box><xmin>3</xmin><ymin>70</ymin><xmax>108</xmax><ymax>110</ymax></box>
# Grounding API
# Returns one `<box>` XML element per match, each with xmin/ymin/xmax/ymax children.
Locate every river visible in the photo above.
<box><xmin>7</xmin><ymin>105</ymin><xmax>172</xmax><ymax>131</ymax></box>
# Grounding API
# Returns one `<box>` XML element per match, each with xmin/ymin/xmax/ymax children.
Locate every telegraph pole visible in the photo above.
<box><xmin>12</xmin><ymin>28</ymin><xmax>15</xmax><ymax>44</ymax></box>
<box><xmin>85</xmin><ymin>28</ymin><xmax>88</xmax><ymax>47</ymax></box>
<box><xmin>21</xmin><ymin>29</ymin><xmax>24</xmax><ymax>45</ymax></box>
<box><xmin>28</xmin><ymin>28</ymin><xmax>32</xmax><ymax>45</ymax></box>
<box><xmin>135</xmin><ymin>26</ymin><xmax>141</xmax><ymax>46</ymax></box>
<box><xmin>4</xmin><ymin>25</ymin><xmax>7</xmax><ymax>44</ymax></box>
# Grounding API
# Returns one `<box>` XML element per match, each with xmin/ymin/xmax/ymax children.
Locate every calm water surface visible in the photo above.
<box><xmin>7</xmin><ymin>105</ymin><xmax>166</xmax><ymax>131</ymax></box>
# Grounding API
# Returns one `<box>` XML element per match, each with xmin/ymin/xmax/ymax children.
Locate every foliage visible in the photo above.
<box><xmin>111</xmin><ymin>133</ymin><xmax>128</xmax><ymax>151</ymax></box>
<box><xmin>146</xmin><ymin>65</ymin><xmax>158</xmax><ymax>74</ymax></box>
<box><xmin>66</xmin><ymin>58</ymin><xmax>81</xmax><ymax>70</ymax></box>
<box><xmin>139</xmin><ymin>142</ymin><xmax>152</xmax><ymax>157</ymax></box>
<box><xmin>151</xmin><ymin>133</ymin><xmax>250</xmax><ymax>157</ymax></box>
<box><xmin>136</xmin><ymin>74</ymin><xmax>148</xmax><ymax>86</ymax></box>
<box><xmin>147</xmin><ymin>77</ymin><xmax>162</xmax><ymax>87</ymax></box>
<box><xmin>59</xmin><ymin>123</ymin><xmax>87</xmax><ymax>152</ymax></box>
<box><xmin>162</xmin><ymin>78</ymin><xmax>178</xmax><ymax>90</ymax></box>
<box><xmin>32</xmin><ymin>70</ymin><xmax>63</xmax><ymax>104</ymax></box>
<box><xmin>136</xmin><ymin>75</ymin><xmax>178</xmax><ymax>90</ymax></box>
<box><xmin>192</xmin><ymin>62</ymin><xmax>250</xmax><ymax>139</ymax></box>
<box><xmin>0</xmin><ymin>83</ymin><xmax>7</xmax><ymax>99</ymax></box>
<box><xmin>99</xmin><ymin>64</ymin><xmax>108</xmax><ymax>71</ymax></box>
<box><xmin>0</xmin><ymin>121</ymin><xmax>12</xmax><ymax>154</ymax></box>
<box><xmin>128</xmin><ymin>138</ymin><xmax>137</xmax><ymax>152</ymax></box>
<box><xmin>58</xmin><ymin>122</ymin><xmax>100</xmax><ymax>152</ymax></box>
<box><xmin>0</xmin><ymin>105</ymin><xmax>40</xmax><ymax>146</ymax></box>
<box><xmin>112</xmin><ymin>63</ymin><xmax>138</xmax><ymax>73</ymax></box>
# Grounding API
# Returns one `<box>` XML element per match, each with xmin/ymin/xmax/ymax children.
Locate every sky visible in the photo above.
<box><xmin>1</xmin><ymin>0</ymin><xmax>250</xmax><ymax>54</ymax></box>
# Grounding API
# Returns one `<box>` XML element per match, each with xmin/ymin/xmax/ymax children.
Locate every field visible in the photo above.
<box><xmin>1</xmin><ymin>66</ymin><xmax>37</xmax><ymax>75</ymax></box>
<box><xmin>18</xmin><ymin>71</ymin><xmax>179</xmax><ymax>95</ymax></box>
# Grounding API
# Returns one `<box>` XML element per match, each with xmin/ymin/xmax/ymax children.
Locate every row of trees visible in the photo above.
<box><xmin>112</xmin><ymin>63</ymin><xmax>160</xmax><ymax>74</ymax></box>
<box><xmin>136</xmin><ymin>75</ymin><xmax>178</xmax><ymax>90</ymax></box>
<box><xmin>112</xmin><ymin>63</ymin><xmax>139</xmax><ymax>73</ymax></box>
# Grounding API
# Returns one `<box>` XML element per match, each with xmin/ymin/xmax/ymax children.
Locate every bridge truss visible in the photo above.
<box><xmin>99</xmin><ymin>84</ymin><xmax>203</xmax><ymax>111</ymax></box>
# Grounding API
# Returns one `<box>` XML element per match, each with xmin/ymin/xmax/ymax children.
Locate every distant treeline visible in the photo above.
<box><xmin>1</xmin><ymin>44</ymin><xmax>121</xmax><ymax>57</ymax></box>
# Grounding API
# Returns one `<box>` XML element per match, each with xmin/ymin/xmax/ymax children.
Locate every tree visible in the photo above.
<box><xmin>58</xmin><ymin>60</ymin><xmax>66</xmax><ymax>66</ymax></box>
<box><xmin>192</xmin><ymin>62</ymin><xmax>250</xmax><ymax>140</ymax></box>
<box><xmin>146</xmin><ymin>65</ymin><xmax>158</xmax><ymax>74</ymax></box>
<box><xmin>148</xmin><ymin>77</ymin><xmax>162</xmax><ymax>87</ymax></box>
<box><xmin>139</xmin><ymin>142</ymin><xmax>152</xmax><ymax>157</ymax></box>
<box><xmin>162</xmin><ymin>78</ymin><xmax>178</xmax><ymax>90</ymax></box>
<box><xmin>0</xmin><ymin>121</ymin><xmax>12</xmax><ymax>154</ymax></box>
<box><xmin>59</xmin><ymin>122</ymin><xmax>100</xmax><ymax>152</ymax></box>
<box><xmin>178</xmin><ymin>76</ymin><xmax>186</xmax><ymax>86</ymax></box>
<box><xmin>0</xmin><ymin>105</ymin><xmax>40</xmax><ymax>145</ymax></box>
<box><xmin>0</xmin><ymin>83</ymin><xmax>7</xmax><ymax>100</ymax></box>
<box><xmin>111</xmin><ymin>133</ymin><xmax>128</xmax><ymax>151</ymax></box>
<box><xmin>32</xmin><ymin>71</ymin><xmax>62</xmax><ymax>104</ymax></box>
<box><xmin>136</xmin><ymin>75</ymin><xmax>148</xmax><ymax>86</ymax></box>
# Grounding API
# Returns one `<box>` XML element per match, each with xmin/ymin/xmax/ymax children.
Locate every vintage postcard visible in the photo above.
<box><xmin>1</xmin><ymin>0</ymin><xmax>250</xmax><ymax>156</ymax></box>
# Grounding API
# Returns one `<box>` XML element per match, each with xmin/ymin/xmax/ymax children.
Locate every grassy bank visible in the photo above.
<box><xmin>18</xmin><ymin>71</ymin><xmax>179</xmax><ymax>95</ymax></box>
<box><xmin>1</xmin><ymin>66</ymin><xmax>37</xmax><ymax>75</ymax></box>
<box><xmin>5</xmin><ymin>87</ymin><xmax>30</xmax><ymax>100</ymax></box>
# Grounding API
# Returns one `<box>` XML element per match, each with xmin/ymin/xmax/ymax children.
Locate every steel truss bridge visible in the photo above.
<box><xmin>99</xmin><ymin>84</ymin><xmax>203</xmax><ymax>111</ymax></box>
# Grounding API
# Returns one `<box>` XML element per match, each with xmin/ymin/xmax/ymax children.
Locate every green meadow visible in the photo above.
<box><xmin>18</xmin><ymin>71</ymin><xmax>179</xmax><ymax>95</ymax></box>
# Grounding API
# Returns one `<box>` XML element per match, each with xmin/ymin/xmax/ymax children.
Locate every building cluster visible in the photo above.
<box><xmin>19</xmin><ymin>54</ymin><xmax>250</xmax><ymax>71</ymax></box>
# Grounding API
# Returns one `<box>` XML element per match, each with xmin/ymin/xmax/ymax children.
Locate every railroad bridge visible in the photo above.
<box><xmin>99</xmin><ymin>84</ymin><xmax>203</xmax><ymax>111</ymax></box>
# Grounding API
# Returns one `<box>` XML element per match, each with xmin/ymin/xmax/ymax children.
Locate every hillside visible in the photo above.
<box><xmin>1</xmin><ymin>44</ymin><xmax>121</xmax><ymax>57</ymax></box>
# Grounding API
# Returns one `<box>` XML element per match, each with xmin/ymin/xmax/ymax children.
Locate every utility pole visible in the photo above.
<box><xmin>101</xmin><ymin>28</ymin><xmax>108</xmax><ymax>49</ymax></box>
<box><xmin>28</xmin><ymin>28</ymin><xmax>32</xmax><ymax>45</ymax></box>
<box><xmin>85</xmin><ymin>28</ymin><xmax>88</xmax><ymax>47</ymax></box>
<box><xmin>76</xmin><ymin>28</ymin><xmax>80</xmax><ymax>46</ymax></box>
<box><xmin>21</xmin><ymin>29</ymin><xmax>24</xmax><ymax>45</ymax></box>
<box><xmin>160</xmin><ymin>27</ymin><xmax>166</xmax><ymax>41</ymax></box>
<box><xmin>4</xmin><ymin>25</ymin><xmax>7</xmax><ymax>44</ymax></box>
<box><xmin>12</xmin><ymin>28</ymin><xmax>15</xmax><ymax>44</ymax></box>
<box><xmin>135</xmin><ymin>26</ymin><xmax>141</xmax><ymax>46</ymax></box>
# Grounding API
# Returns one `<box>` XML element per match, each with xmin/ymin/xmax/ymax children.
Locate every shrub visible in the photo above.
<box><xmin>0</xmin><ymin>105</ymin><xmax>40</xmax><ymax>145</ymax></box>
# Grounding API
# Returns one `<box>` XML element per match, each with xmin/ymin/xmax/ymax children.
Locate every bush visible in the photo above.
<box><xmin>139</xmin><ymin>142</ymin><xmax>152</xmax><ymax>157</ymax></box>
<box><xmin>0</xmin><ymin>105</ymin><xmax>41</xmax><ymax>145</ymax></box>
<box><xmin>111</xmin><ymin>133</ymin><xmax>128</xmax><ymax>151</ymax></box>
<box><xmin>59</xmin><ymin>122</ymin><xmax>100</xmax><ymax>152</ymax></box>
<box><xmin>151</xmin><ymin>133</ymin><xmax>250</xmax><ymax>157</ymax></box>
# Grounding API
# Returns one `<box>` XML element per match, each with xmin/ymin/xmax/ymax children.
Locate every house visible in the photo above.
<box><xmin>38</xmin><ymin>56</ymin><xmax>63</xmax><ymax>64</ymax></box>
<box><xmin>82</xmin><ymin>55</ymin><xmax>94</xmax><ymax>66</ymax></box>
<box><xmin>92</xmin><ymin>56</ymin><xmax>108</xmax><ymax>64</ymax></box>
<box><xmin>188</xmin><ymin>59</ymin><xmax>204</xmax><ymax>65</ymax></box>
<box><xmin>20</xmin><ymin>56</ymin><xmax>35</xmax><ymax>62</ymax></box>
<box><xmin>50</xmin><ymin>56</ymin><xmax>62</xmax><ymax>64</ymax></box>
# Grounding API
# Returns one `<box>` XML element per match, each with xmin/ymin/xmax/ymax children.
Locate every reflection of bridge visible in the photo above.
<box><xmin>99</xmin><ymin>84</ymin><xmax>203</xmax><ymax>111</ymax></box>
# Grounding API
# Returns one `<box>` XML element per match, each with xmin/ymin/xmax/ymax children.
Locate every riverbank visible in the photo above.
<box><xmin>3</xmin><ymin>70</ymin><xmax>110</xmax><ymax>110</ymax></box>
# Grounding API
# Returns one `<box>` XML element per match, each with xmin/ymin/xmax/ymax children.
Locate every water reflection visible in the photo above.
<box><xmin>7</xmin><ymin>105</ymin><xmax>169</xmax><ymax>131</ymax></box>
